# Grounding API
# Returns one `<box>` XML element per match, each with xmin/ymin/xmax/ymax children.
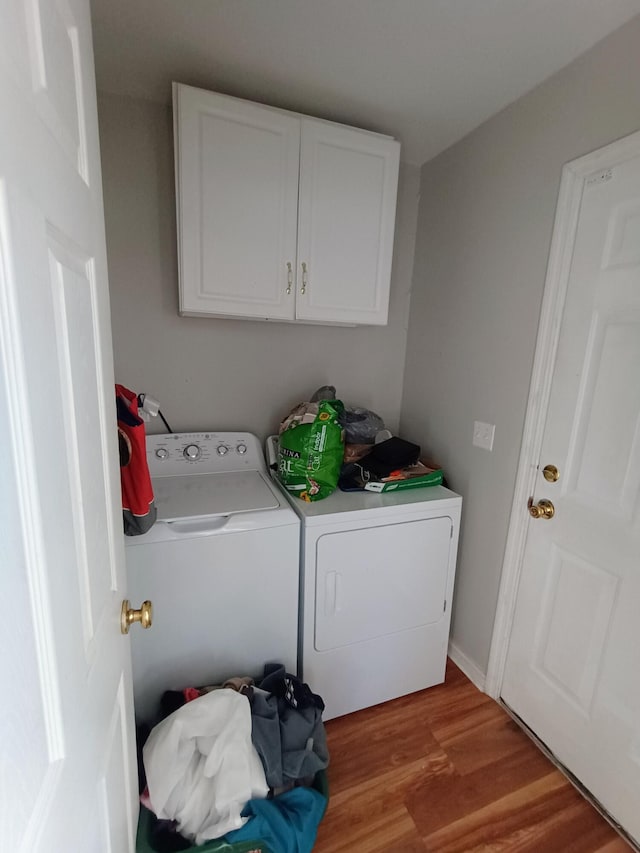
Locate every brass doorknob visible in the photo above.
<box><xmin>528</xmin><ymin>498</ymin><xmax>555</xmax><ymax>520</ymax></box>
<box><xmin>121</xmin><ymin>599</ymin><xmax>153</xmax><ymax>634</ymax></box>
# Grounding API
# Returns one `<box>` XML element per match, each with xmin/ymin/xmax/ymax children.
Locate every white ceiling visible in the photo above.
<box><xmin>90</xmin><ymin>0</ymin><xmax>640</xmax><ymax>165</ymax></box>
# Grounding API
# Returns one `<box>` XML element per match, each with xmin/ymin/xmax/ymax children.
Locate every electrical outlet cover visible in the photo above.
<box><xmin>473</xmin><ymin>420</ymin><xmax>495</xmax><ymax>451</ymax></box>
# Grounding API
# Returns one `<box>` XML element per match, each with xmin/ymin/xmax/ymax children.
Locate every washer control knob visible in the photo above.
<box><xmin>216</xmin><ymin>444</ymin><xmax>229</xmax><ymax>456</ymax></box>
<box><xmin>236</xmin><ymin>443</ymin><xmax>248</xmax><ymax>455</ymax></box>
<box><xmin>183</xmin><ymin>443</ymin><xmax>201</xmax><ymax>460</ymax></box>
<box><xmin>155</xmin><ymin>448</ymin><xmax>169</xmax><ymax>460</ymax></box>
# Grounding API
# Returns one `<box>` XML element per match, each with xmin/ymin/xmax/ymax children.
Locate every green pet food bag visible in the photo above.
<box><xmin>278</xmin><ymin>400</ymin><xmax>344</xmax><ymax>501</ymax></box>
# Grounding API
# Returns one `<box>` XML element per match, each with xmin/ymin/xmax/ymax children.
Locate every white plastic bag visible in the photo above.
<box><xmin>143</xmin><ymin>689</ymin><xmax>268</xmax><ymax>844</ymax></box>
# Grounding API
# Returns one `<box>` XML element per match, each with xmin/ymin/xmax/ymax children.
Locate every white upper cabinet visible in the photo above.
<box><xmin>173</xmin><ymin>83</ymin><xmax>400</xmax><ymax>325</ymax></box>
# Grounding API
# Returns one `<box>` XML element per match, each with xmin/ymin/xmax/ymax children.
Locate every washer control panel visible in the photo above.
<box><xmin>146</xmin><ymin>432</ymin><xmax>265</xmax><ymax>476</ymax></box>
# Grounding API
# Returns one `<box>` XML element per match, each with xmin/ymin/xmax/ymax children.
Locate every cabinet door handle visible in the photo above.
<box><xmin>286</xmin><ymin>262</ymin><xmax>293</xmax><ymax>295</ymax></box>
<box><xmin>300</xmin><ymin>262</ymin><xmax>308</xmax><ymax>295</ymax></box>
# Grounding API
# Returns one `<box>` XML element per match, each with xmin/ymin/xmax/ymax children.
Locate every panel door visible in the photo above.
<box><xmin>0</xmin><ymin>1</ymin><xmax>138</xmax><ymax>849</ymax></box>
<box><xmin>296</xmin><ymin>118</ymin><xmax>400</xmax><ymax>325</ymax></box>
<box><xmin>175</xmin><ymin>84</ymin><xmax>300</xmax><ymax>320</ymax></box>
<box><xmin>502</xmin><ymin>148</ymin><xmax>640</xmax><ymax>843</ymax></box>
<box><xmin>314</xmin><ymin>517</ymin><xmax>452</xmax><ymax>652</ymax></box>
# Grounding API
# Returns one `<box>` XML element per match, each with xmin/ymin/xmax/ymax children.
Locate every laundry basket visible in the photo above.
<box><xmin>135</xmin><ymin>770</ymin><xmax>329</xmax><ymax>853</ymax></box>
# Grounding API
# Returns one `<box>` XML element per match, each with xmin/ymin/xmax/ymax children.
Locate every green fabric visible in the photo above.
<box><xmin>135</xmin><ymin>773</ymin><xmax>329</xmax><ymax>853</ymax></box>
<box><xmin>135</xmin><ymin>805</ymin><xmax>271</xmax><ymax>852</ymax></box>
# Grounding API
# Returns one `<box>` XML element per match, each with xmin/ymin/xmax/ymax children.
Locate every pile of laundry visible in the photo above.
<box><xmin>138</xmin><ymin>665</ymin><xmax>329</xmax><ymax>853</ymax></box>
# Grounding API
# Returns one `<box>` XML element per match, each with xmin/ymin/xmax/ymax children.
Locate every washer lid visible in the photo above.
<box><xmin>153</xmin><ymin>471</ymin><xmax>280</xmax><ymax>522</ymax></box>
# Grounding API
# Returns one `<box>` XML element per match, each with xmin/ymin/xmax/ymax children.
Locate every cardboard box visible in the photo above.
<box><xmin>363</xmin><ymin>460</ymin><xmax>443</xmax><ymax>493</ymax></box>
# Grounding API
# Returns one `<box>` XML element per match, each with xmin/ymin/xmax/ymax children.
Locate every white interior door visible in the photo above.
<box><xmin>0</xmin><ymin>1</ymin><xmax>138</xmax><ymax>850</ymax></box>
<box><xmin>502</xmin><ymin>144</ymin><xmax>640</xmax><ymax>844</ymax></box>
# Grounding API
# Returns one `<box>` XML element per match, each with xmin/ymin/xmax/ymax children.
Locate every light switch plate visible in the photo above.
<box><xmin>473</xmin><ymin>420</ymin><xmax>495</xmax><ymax>451</ymax></box>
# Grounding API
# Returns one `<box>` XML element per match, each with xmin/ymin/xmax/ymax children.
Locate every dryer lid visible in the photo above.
<box><xmin>153</xmin><ymin>470</ymin><xmax>280</xmax><ymax>522</ymax></box>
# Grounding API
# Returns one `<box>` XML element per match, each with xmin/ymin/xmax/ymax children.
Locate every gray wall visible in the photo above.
<box><xmin>98</xmin><ymin>93</ymin><xmax>419</xmax><ymax>438</ymax></box>
<box><xmin>400</xmin><ymin>16</ymin><xmax>640</xmax><ymax>677</ymax></box>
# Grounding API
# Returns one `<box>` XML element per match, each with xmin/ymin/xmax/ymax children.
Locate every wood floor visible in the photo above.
<box><xmin>314</xmin><ymin>660</ymin><xmax>631</xmax><ymax>853</ymax></box>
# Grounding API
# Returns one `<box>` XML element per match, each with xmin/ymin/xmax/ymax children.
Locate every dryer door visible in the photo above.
<box><xmin>314</xmin><ymin>516</ymin><xmax>452</xmax><ymax>651</ymax></box>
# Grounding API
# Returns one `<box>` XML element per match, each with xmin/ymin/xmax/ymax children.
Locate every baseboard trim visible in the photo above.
<box><xmin>448</xmin><ymin>641</ymin><xmax>487</xmax><ymax>692</ymax></box>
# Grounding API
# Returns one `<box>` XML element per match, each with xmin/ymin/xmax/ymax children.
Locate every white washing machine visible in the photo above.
<box><xmin>125</xmin><ymin>432</ymin><xmax>300</xmax><ymax>723</ymax></box>
<box><xmin>267</xmin><ymin>438</ymin><xmax>462</xmax><ymax>720</ymax></box>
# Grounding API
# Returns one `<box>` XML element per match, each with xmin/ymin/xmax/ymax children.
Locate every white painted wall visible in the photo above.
<box><xmin>400</xmin><ymin>16</ymin><xmax>640</xmax><ymax>677</ymax></box>
<box><xmin>98</xmin><ymin>93</ymin><xmax>419</xmax><ymax>438</ymax></box>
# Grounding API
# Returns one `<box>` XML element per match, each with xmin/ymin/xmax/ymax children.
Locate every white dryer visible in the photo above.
<box><xmin>267</xmin><ymin>439</ymin><xmax>462</xmax><ymax>720</ymax></box>
<box><xmin>125</xmin><ymin>432</ymin><xmax>299</xmax><ymax>723</ymax></box>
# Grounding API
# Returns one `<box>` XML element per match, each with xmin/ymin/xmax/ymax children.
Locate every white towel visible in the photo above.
<box><xmin>143</xmin><ymin>689</ymin><xmax>268</xmax><ymax>844</ymax></box>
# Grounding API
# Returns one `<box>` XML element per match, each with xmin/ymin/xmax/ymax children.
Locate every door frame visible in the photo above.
<box><xmin>485</xmin><ymin>127</ymin><xmax>640</xmax><ymax>700</ymax></box>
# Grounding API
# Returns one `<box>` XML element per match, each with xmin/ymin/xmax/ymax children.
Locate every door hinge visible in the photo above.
<box><xmin>443</xmin><ymin>599</ymin><xmax>447</xmax><ymax>612</ymax></box>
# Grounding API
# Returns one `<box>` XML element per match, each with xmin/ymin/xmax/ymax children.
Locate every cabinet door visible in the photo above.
<box><xmin>174</xmin><ymin>84</ymin><xmax>299</xmax><ymax>320</ymax></box>
<box><xmin>296</xmin><ymin>119</ymin><xmax>400</xmax><ymax>325</ymax></box>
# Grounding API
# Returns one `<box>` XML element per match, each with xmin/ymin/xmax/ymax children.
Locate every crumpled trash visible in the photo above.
<box><xmin>309</xmin><ymin>385</ymin><xmax>336</xmax><ymax>403</ymax></box>
<box><xmin>339</xmin><ymin>406</ymin><xmax>385</xmax><ymax>444</ymax></box>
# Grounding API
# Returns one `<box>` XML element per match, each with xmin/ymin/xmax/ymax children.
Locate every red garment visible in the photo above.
<box><xmin>183</xmin><ymin>687</ymin><xmax>201</xmax><ymax>703</ymax></box>
<box><xmin>116</xmin><ymin>384</ymin><xmax>156</xmax><ymax>535</ymax></box>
